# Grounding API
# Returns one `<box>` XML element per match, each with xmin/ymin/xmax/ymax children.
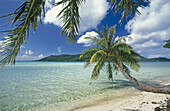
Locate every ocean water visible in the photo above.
<box><xmin>0</xmin><ymin>62</ymin><xmax>170</xmax><ymax>111</ymax></box>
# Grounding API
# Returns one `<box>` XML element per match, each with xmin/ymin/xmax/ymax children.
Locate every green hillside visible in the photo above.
<box><xmin>38</xmin><ymin>54</ymin><xmax>85</xmax><ymax>62</ymax></box>
<box><xmin>139</xmin><ymin>57</ymin><xmax>170</xmax><ymax>62</ymax></box>
<box><xmin>37</xmin><ymin>54</ymin><xmax>170</xmax><ymax>62</ymax></box>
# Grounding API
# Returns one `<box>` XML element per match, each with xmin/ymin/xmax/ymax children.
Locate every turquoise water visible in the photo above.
<box><xmin>0</xmin><ymin>62</ymin><xmax>170</xmax><ymax>111</ymax></box>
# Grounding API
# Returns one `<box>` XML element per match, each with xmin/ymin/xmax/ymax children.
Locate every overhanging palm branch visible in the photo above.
<box><xmin>0</xmin><ymin>0</ymin><xmax>45</xmax><ymax>69</ymax></box>
<box><xmin>110</xmin><ymin>0</ymin><xmax>150</xmax><ymax>23</ymax></box>
<box><xmin>55</xmin><ymin>0</ymin><xmax>86</xmax><ymax>42</ymax></box>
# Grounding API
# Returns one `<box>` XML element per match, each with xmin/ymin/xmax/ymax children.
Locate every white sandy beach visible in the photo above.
<box><xmin>74</xmin><ymin>91</ymin><xmax>169</xmax><ymax>111</ymax></box>
<box><xmin>71</xmin><ymin>80</ymin><xmax>170</xmax><ymax>111</ymax></box>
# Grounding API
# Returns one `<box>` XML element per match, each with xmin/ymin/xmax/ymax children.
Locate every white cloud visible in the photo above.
<box><xmin>77</xmin><ymin>31</ymin><xmax>99</xmax><ymax>47</ymax></box>
<box><xmin>25</xmin><ymin>50</ymin><xmax>33</xmax><ymax>55</ymax></box>
<box><xmin>125</xmin><ymin>0</ymin><xmax>170</xmax><ymax>58</ymax></box>
<box><xmin>17</xmin><ymin>54</ymin><xmax>45</xmax><ymax>61</ymax></box>
<box><xmin>44</xmin><ymin>0</ymin><xmax>110</xmax><ymax>33</ymax></box>
<box><xmin>148</xmin><ymin>54</ymin><xmax>166</xmax><ymax>58</ymax></box>
<box><xmin>17</xmin><ymin>50</ymin><xmax>45</xmax><ymax>61</ymax></box>
<box><xmin>38</xmin><ymin>54</ymin><xmax>44</xmax><ymax>58</ymax></box>
<box><xmin>57</xmin><ymin>46</ymin><xmax>61</xmax><ymax>53</ymax></box>
<box><xmin>45</xmin><ymin>0</ymin><xmax>53</xmax><ymax>9</ymax></box>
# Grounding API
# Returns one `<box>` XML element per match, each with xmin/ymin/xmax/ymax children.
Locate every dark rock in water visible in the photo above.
<box><xmin>152</xmin><ymin>101</ymin><xmax>158</xmax><ymax>104</ymax></box>
<box><xmin>155</xmin><ymin>107</ymin><xmax>161</xmax><ymax>111</ymax></box>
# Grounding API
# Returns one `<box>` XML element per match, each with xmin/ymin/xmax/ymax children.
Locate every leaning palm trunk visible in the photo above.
<box><xmin>114</xmin><ymin>63</ymin><xmax>170</xmax><ymax>94</ymax></box>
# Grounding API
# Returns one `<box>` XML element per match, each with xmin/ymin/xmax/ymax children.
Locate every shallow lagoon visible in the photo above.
<box><xmin>0</xmin><ymin>62</ymin><xmax>170</xmax><ymax>110</ymax></box>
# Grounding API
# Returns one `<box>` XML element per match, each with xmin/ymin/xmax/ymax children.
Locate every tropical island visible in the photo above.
<box><xmin>37</xmin><ymin>54</ymin><xmax>170</xmax><ymax>62</ymax></box>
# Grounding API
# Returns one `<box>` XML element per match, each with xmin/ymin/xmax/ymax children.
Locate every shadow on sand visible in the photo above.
<box><xmin>68</xmin><ymin>80</ymin><xmax>170</xmax><ymax>111</ymax></box>
<box><xmin>99</xmin><ymin>79</ymin><xmax>170</xmax><ymax>91</ymax></box>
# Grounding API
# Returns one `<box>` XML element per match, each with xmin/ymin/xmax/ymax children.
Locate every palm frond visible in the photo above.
<box><xmin>79</xmin><ymin>48</ymin><xmax>99</xmax><ymax>59</ymax></box>
<box><xmin>107</xmin><ymin>62</ymin><xmax>113</xmax><ymax>81</ymax></box>
<box><xmin>91</xmin><ymin>55</ymin><xmax>106</xmax><ymax>79</ymax></box>
<box><xmin>120</xmin><ymin>51</ymin><xmax>140</xmax><ymax>72</ymax></box>
<box><xmin>80</xmin><ymin>48</ymin><xmax>100</xmax><ymax>68</ymax></box>
<box><xmin>112</xmin><ymin>42</ymin><xmax>132</xmax><ymax>54</ymax></box>
<box><xmin>163</xmin><ymin>39</ymin><xmax>170</xmax><ymax>48</ymax></box>
<box><xmin>108</xmin><ymin>25</ymin><xmax>116</xmax><ymax>39</ymax></box>
<box><xmin>112</xmin><ymin>63</ymin><xmax>119</xmax><ymax>75</ymax></box>
<box><xmin>110</xmin><ymin>0</ymin><xmax>150</xmax><ymax>23</ymax></box>
<box><xmin>84</xmin><ymin>36</ymin><xmax>100</xmax><ymax>45</ymax></box>
<box><xmin>89</xmin><ymin>50</ymin><xmax>106</xmax><ymax>63</ymax></box>
<box><xmin>122</xmin><ymin>63</ymin><xmax>131</xmax><ymax>74</ymax></box>
<box><xmin>55</xmin><ymin>0</ymin><xmax>86</xmax><ymax>42</ymax></box>
<box><xmin>95</xmin><ymin>28</ymin><xmax>106</xmax><ymax>39</ymax></box>
<box><xmin>0</xmin><ymin>0</ymin><xmax>45</xmax><ymax>69</ymax></box>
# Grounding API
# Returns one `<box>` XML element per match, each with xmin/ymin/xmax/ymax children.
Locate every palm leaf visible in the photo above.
<box><xmin>91</xmin><ymin>55</ymin><xmax>106</xmax><ymax>79</ymax></box>
<box><xmin>163</xmin><ymin>39</ymin><xmax>170</xmax><ymax>48</ymax></box>
<box><xmin>55</xmin><ymin>0</ymin><xmax>86</xmax><ymax>42</ymax></box>
<box><xmin>110</xmin><ymin>0</ymin><xmax>150</xmax><ymax>23</ymax></box>
<box><xmin>107</xmin><ymin>61</ymin><xmax>113</xmax><ymax>81</ymax></box>
<box><xmin>89</xmin><ymin>50</ymin><xmax>105</xmax><ymax>63</ymax></box>
<box><xmin>0</xmin><ymin>0</ymin><xmax>45</xmax><ymax>69</ymax></box>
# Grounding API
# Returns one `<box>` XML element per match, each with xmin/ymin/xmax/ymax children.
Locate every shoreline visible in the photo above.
<box><xmin>69</xmin><ymin>79</ymin><xmax>170</xmax><ymax>111</ymax></box>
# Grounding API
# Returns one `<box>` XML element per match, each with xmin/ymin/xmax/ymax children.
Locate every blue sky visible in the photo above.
<box><xmin>0</xmin><ymin>0</ymin><xmax>170</xmax><ymax>60</ymax></box>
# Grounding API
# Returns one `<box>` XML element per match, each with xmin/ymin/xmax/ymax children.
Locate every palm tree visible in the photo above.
<box><xmin>163</xmin><ymin>39</ymin><xmax>170</xmax><ymax>48</ymax></box>
<box><xmin>0</xmin><ymin>0</ymin><xmax>149</xmax><ymax>69</ymax></box>
<box><xmin>80</xmin><ymin>25</ymin><xmax>170</xmax><ymax>94</ymax></box>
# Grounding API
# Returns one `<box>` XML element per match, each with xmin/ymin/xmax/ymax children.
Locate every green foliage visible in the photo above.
<box><xmin>163</xmin><ymin>39</ymin><xmax>170</xmax><ymax>48</ymax></box>
<box><xmin>80</xmin><ymin>25</ymin><xmax>141</xmax><ymax>80</ymax></box>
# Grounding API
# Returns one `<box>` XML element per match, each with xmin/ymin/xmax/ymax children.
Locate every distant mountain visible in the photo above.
<box><xmin>37</xmin><ymin>54</ymin><xmax>170</xmax><ymax>62</ymax></box>
<box><xmin>37</xmin><ymin>54</ymin><xmax>85</xmax><ymax>62</ymax></box>
<box><xmin>139</xmin><ymin>56</ymin><xmax>170</xmax><ymax>62</ymax></box>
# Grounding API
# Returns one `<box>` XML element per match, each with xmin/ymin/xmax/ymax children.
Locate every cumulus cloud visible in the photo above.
<box><xmin>57</xmin><ymin>46</ymin><xmax>61</xmax><ymax>53</ymax></box>
<box><xmin>17</xmin><ymin>54</ymin><xmax>44</xmax><ymax>61</ymax></box>
<box><xmin>25</xmin><ymin>50</ymin><xmax>33</xmax><ymax>55</ymax></box>
<box><xmin>44</xmin><ymin>0</ymin><xmax>110</xmax><ymax>33</ymax></box>
<box><xmin>17</xmin><ymin>54</ymin><xmax>45</xmax><ymax>61</ymax></box>
<box><xmin>125</xmin><ymin>0</ymin><xmax>170</xmax><ymax>58</ymax></box>
<box><xmin>17</xmin><ymin>49</ymin><xmax>45</xmax><ymax>61</ymax></box>
<box><xmin>77</xmin><ymin>31</ymin><xmax>99</xmax><ymax>47</ymax></box>
<box><xmin>38</xmin><ymin>54</ymin><xmax>44</xmax><ymax>58</ymax></box>
<box><xmin>45</xmin><ymin>0</ymin><xmax>53</xmax><ymax>9</ymax></box>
